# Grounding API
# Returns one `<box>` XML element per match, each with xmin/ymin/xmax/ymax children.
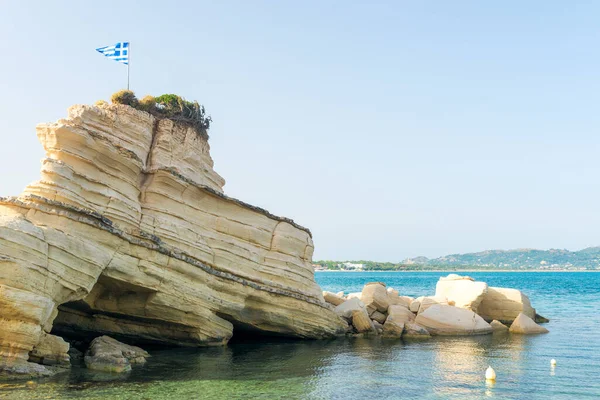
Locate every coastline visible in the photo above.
<box><xmin>315</xmin><ymin>269</ymin><xmax>600</xmax><ymax>273</ymax></box>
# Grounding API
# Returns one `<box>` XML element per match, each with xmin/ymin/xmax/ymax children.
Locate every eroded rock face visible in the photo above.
<box><xmin>0</xmin><ymin>104</ymin><xmax>346</xmax><ymax>374</ymax></box>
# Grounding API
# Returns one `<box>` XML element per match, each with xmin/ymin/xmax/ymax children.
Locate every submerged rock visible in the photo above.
<box><xmin>0</xmin><ymin>359</ymin><xmax>54</xmax><ymax>380</ymax></box>
<box><xmin>84</xmin><ymin>336</ymin><xmax>149</xmax><ymax>373</ymax></box>
<box><xmin>402</xmin><ymin>322</ymin><xmax>431</xmax><ymax>338</ymax></box>
<box><xmin>535</xmin><ymin>313</ymin><xmax>550</xmax><ymax>324</ymax></box>
<box><xmin>509</xmin><ymin>313</ymin><xmax>549</xmax><ymax>334</ymax></box>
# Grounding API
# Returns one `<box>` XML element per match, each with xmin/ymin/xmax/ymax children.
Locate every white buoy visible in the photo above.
<box><xmin>485</xmin><ymin>366</ymin><xmax>496</xmax><ymax>381</ymax></box>
<box><xmin>551</xmin><ymin>359</ymin><xmax>557</xmax><ymax>366</ymax></box>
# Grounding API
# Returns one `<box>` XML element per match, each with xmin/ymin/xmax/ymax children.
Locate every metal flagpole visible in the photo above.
<box><xmin>127</xmin><ymin>43</ymin><xmax>130</xmax><ymax>90</ymax></box>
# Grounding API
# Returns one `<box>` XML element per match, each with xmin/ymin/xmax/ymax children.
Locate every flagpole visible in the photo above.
<box><xmin>127</xmin><ymin>43</ymin><xmax>130</xmax><ymax>90</ymax></box>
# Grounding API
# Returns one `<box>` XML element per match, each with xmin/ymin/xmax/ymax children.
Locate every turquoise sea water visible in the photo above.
<box><xmin>1</xmin><ymin>272</ymin><xmax>598</xmax><ymax>399</ymax></box>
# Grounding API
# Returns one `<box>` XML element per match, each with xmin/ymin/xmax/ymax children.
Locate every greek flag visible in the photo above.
<box><xmin>96</xmin><ymin>42</ymin><xmax>129</xmax><ymax>65</ymax></box>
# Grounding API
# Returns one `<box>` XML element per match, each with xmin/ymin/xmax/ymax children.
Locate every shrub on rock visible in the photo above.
<box><xmin>111</xmin><ymin>90</ymin><xmax>138</xmax><ymax>107</ymax></box>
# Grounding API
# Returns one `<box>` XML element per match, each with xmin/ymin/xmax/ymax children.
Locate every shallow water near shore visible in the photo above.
<box><xmin>1</xmin><ymin>272</ymin><xmax>598</xmax><ymax>399</ymax></box>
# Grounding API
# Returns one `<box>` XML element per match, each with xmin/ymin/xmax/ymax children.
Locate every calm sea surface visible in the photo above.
<box><xmin>1</xmin><ymin>272</ymin><xmax>598</xmax><ymax>399</ymax></box>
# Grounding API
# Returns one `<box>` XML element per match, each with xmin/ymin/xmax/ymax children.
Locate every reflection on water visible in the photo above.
<box><xmin>1</xmin><ymin>272</ymin><xmax>599</xmax><ymax>399</ymax></box>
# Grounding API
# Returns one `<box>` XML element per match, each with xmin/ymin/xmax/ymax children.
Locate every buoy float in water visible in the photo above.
<box><xmin>551</xmin><ymin>359</ymin><xmax>557</xmax><ymax>366</ymax></box>
<box><xmin>485</xmin><ymin>366</ymin><xmax>496</xmax><ymax>381</ymax></box>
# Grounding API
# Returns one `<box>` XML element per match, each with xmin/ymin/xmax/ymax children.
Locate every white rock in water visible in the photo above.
<box><xmin>435</xmin><ymin>274</ymin><xmax>488</xmax><ymax>312</ymax></box>
<box><xmin>415</xmin><ymin>304</ymin><xmax>492</xmax><ymax>335</ymax></box>
<box><xmin>485</xmin><ymin>366</ymin><xmax>496</xmax><ymax>381</ymax></box>
<box><xmin>509</xmin><ymin>313</ymin><xmax>549</xmax><ymax>334</ymax></box>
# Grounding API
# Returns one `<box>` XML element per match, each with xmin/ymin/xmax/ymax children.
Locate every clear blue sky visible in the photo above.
<box><xmin>1</xmin><ymin>1</ymin><xmax>599</xmax><ymax>261</ymax></box>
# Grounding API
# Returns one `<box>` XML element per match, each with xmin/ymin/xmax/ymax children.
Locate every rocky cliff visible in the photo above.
<box><xmin>0</xmin><ymin>104</ymin><xmax>346</xmax><ymax>376</ymax></box>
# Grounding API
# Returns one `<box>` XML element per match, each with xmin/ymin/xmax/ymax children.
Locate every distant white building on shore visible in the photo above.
<box><xmin>343</xmin><ymin>262</ymin><xmax>364</xmax><ymax>270</ymax></box>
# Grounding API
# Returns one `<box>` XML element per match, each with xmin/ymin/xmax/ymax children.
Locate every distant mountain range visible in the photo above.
<box><xmin>402</xmin><ymin>247</ymin><xmax>600</xmax><ymax>270</ymax></box>
<box><xmin>314</xmin><ymin>246</ymin><xmax>600</xmax><ymax>271</ymax></box>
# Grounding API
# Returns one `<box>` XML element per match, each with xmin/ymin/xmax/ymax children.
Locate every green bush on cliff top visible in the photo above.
<box><xmin>109</xmin><ymin>90</ymin><xmax>211</xmax><ymax>139</ymax></box>
<box><xmin>111</xmin><ymin>90</ymin><xmax>138</xmax><ymax>107</ymax></box>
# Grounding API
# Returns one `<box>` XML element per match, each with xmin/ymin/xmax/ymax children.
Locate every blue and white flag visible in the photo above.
<box><xmin>96</xmin><ymin>42</ymin><xmax>129</xmax><ymax>65</ymax></box>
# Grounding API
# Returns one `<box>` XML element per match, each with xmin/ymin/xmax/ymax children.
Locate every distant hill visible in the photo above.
<box><xmin>314</xmin><ymin>246</ymin><xmax>600</xmax><ymax>271</ymax></box>
<box><xmin>403</xmin><ymin>247</ymin><xmax>600</xmax><ymax>270</ymax></box>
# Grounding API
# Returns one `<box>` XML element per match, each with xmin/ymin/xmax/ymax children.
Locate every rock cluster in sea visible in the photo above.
<box><xmin>325</xmin><ymin>274</ymin><xmax>549</xmax><ymax>338</ymax></box>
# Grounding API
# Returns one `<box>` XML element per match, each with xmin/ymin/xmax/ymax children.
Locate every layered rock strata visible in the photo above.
<box><xmin>0</xmin><ymin>104</ymin><xmax>346</xmax><ymax>376</ymax></box>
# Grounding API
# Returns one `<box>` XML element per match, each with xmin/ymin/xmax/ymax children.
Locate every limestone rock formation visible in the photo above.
<box><xmin>509</xmin><ymin>313</ymin><xmax>549</xmax><ymax>334</ymax></box>
<box><xmin>0</xmin><ymin>104</ymin><xmax>346</xmax><ymax>377</ymax></box>
<box><xmin>435</xmin><ymin>274</ymin><xmax>488</xmax><ymax>312</ymax></box>
<box><xmin>84</xmin><ymin>335</ymin><xmax>149</xmax><ymax>373</ymax></box>
<box><xmin>477</xmin><ymin>287</ymin><xmax>536</xmax><ymax>324</ymax></box>
<box><xmin>415</xmin><ymin>305</ymin><xmax>492</xmax><ymax>336</ymax></box>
